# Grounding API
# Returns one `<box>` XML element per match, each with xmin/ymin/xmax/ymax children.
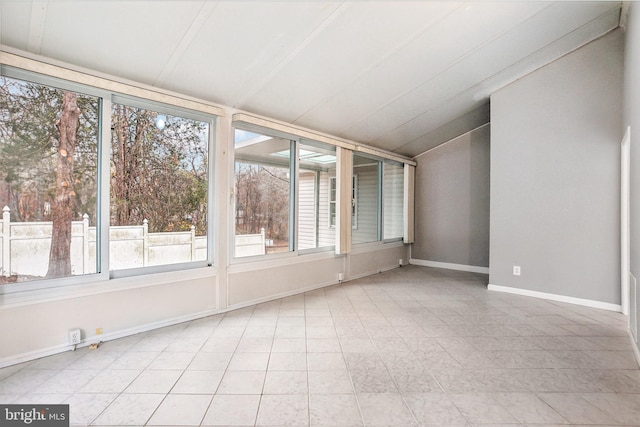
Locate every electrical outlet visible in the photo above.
<box><xmin>96</xmin><ymin>327</ymin><xmax>103</xmax><ymax>335</ymax></box>
<box><xmin>513</xmin><ymin>266</ymin><xmax>521</xmax><ymax>276</ymax></box>
<box><xmin>69</xmin><ymin>328</ymin><xmax>81</xmax><ymax>345</ymax></box>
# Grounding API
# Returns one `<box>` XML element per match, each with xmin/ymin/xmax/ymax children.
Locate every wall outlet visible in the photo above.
<box><xmin>69</xmin><ymin>328</ymin><xmax>81</xmax><ymax>345</ymax></box>
<box><xmin>513</xmin><ymin>266</ymin><xmax>521</xmax><ymax>276</ymax></box>
<box><xmin>96</xmin><ymin>327</ymin><xmax>103</xmax><ymax>335</ymax></box>
<box><xmin>338</xmin><ymin>272</ymin><xmax>344</xmax><ymax>282</ymax></box>
<box><xmin>399</xmin><ymin>258</ymin><xmax>404</xmax><ymax>266</ymax></box>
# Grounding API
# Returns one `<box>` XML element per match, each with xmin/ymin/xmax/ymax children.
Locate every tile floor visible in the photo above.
<box><xmin>1</xmin><ymin>265</ymin><xmax>639</xmax><ymax>426</ymax></box>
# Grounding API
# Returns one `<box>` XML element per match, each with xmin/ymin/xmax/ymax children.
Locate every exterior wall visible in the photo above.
<box><xmin>317</xmin><ymin>171</ymin><xmax>335</xmax><ymax>248</ymax></box>
<box><xmin>353</xmin><ymin>164</ymin><xmax>379</xmax><ymax>244</ymax></box>
<box><xmin>624</xmin><ymin>4</ymin><xmax>640</xmax><ymax>357</ymax></box>
<box><xmin>490</xmin><ymin>29</ymin><xmax>623</xmax><ymax>305</ymax></box>
<box><xmin>298</xmin><ymin>171</ymin><xmax>317</xmax><ymax>250</ymax></box>
<box><xmin>383</xmin><ymin>164</ymin><xmax>404</xmax><ymax>240</ymax></box>
<box><xmin>298</xmin><ymin>170</ymin><xmax>336</xmax><ymax>251</ymax></box>
<box><xmin>412</xmin><ymin>124</ymin><xmax>490</xmax><ymax>269</ymax></box>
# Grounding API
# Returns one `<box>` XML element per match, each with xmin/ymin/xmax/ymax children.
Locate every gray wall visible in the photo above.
<box><xmin>624</xmin><ymin>4</ymin><xmax>640</xmax><ymax>354</ymax></box>
<box><xmin>412</xmin><ymin>124</ymin><xmax>490</xmax><ymax>267</ymax></box>
<box><xmin>490</xmin><ymin>29</ymin><xmax>623</xmax><ymax>304</ymax></box>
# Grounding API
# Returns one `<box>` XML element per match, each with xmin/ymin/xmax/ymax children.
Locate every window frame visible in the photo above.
<box><xmin>231</xmin><ymin>124</ymin><xmax>298</xmax><ymax>262</ymax></box>
<box><xmin>0</xmin><ymin>66</ymin><xmax>218</xmax><ymax>294</ymax></box>
<box><xmin>0</xmin><ymin>66</ymin><xmax>110</xmax><ymax>293</ymax></box>
<box><xmin>108</xmin><ymin>95</ymin><xmax>216</xmax><ymax>279</ymax></box>
<box><xmin>328</xmin><ymin>175</ymin><xmax>358</xmax><ymax>230</ymax></box>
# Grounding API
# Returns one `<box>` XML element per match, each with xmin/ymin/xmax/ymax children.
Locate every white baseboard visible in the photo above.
<box><xmin>409</xmin><ymin>258</ymin><xmax>489</xmax><ymax>274</ymax></box>
<box><xmin>227</xmin><ymin>264</ymin><xmax>401</xmax><ymax>311</ymax></box>
<box><xmin>488</xmin><ymin>284</ymin><xmax>622</xmax><ymax>312</ymax></box>
<box><xmin>226</xmin><ymin>279</ymin><xmax>340</xmax><ymax>311</ymax></box>
<box><xmin>0</xmin><ymin>308</ymin><xmax>219</xmax><ymax>369</ymax></box>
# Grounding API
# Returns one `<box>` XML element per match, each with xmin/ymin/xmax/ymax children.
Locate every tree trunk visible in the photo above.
<box><xmin>47</xmin><ymin>91</ymin><xmax>80</xmax><ymax>278</ymax></box>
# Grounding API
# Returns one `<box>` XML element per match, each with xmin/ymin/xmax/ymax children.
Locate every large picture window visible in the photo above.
<box><xmin>0</xmin><ymin>74</ymin><xmax>100</xmax><ymax>284</ymax></box>
<box><xmin>234</xmin><ymin>129</ymin><xmax>294</xmax><ymax>258</ymax></box>
<box><xmin>0</xmin><ymin>69</ymin><xmax>215</xmax><ymax>288</ymax></box>
<box><xmin>110</xmin><ymin>101</ymin><xmax>211</xmax><ymax>272</ymax></box>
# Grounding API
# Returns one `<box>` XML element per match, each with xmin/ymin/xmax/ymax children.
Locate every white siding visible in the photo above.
<box><xmin>298</xmin><ymin>171</ymin><xmax>317</xmax><ymax>250</ymax></box>
<box><xmin>318</xmin><ymin>171</ymin><xmax>335</xmax><ymax>248</ymax></box>
<box><xmin>353</xmin><ymin>164</ymin><xmax>380</xmax><ymax>244</ymax></box>
<box><xmin>384</xmin><ymin>163</ymin><xmax>404</xmax><ymax>240</ymax></box>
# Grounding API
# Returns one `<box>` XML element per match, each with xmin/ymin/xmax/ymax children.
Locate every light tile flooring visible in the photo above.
<box><xmin>1</xmin><ymin>265</ymin><xmax>639</xmax><ymax>426</ymax></box>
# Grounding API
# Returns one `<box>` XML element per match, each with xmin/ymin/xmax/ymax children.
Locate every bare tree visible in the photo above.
<box><xmin>47</xmin><ymin>91</ymin><xmax>80</xmax><ymax>278</ymax></box>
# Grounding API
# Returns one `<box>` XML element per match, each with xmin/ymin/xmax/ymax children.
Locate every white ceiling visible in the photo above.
<box><xmin>0</xmin><ymin>1</ymin><xmax>622</xmax><ymax>157</ymax></box>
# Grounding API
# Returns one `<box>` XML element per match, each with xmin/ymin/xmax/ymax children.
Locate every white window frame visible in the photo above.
<box><xmin>109</xmin><ymin>95</ymin><xmax>216</xmax><ymax>279</ymax></box>
<box><xmin>329</xmin><ymin>175</ymin><xmax>357</xmax><ymax>229</ymax></box>
<box><xmin>0</xmin><ymin>65</ymin><xmax>218</xmax><ymax>294</ymax></box>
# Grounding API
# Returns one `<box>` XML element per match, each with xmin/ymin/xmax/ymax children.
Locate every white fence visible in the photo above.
<box><xmin>0</xmin><ymin>207</ymin><xmax>264</xmax><ymax>278</ymax></box>
<box><xmin>1</xmin><ymin>207</ymin><xmax>268</xmax><ymax>278</ymax></box>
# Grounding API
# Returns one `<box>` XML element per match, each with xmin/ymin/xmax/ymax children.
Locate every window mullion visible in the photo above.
<box><xmin>99</xmin><ymin>97</ymin><xmax>112</xmax><ymax>279</ymax></box>
<box><xmin>290</xmin><ymin>139</ymin><xmax>298</xmax><ymax>252</ymax></box>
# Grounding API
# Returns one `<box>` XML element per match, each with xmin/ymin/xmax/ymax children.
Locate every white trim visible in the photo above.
<box><xmin>0</xmin><ymin>49</ymin><xmax>224</xmax><ymax>116</ymax></box>
<box><xmin>412</xmin><ymin>122</ymin><xmax>490</xmax><ymax>159</ymax></box>
<box><xmin>0</xmin><ymin>267</ymin><xmax>217</xmax><ymax>309</ymax></box>
<box><xmin>226</xmin><ymin>278</ymin><xmax>341</xmax><ymax>312</ymax></box>
<box><xmin>630</xmin><ymin>331</ymin><xmax>640</xmax><ymax>368</ymax></box>
<box><xmin>410</xmin><ymin>258</ymin><xmax>489</xmax><ymax>274</ymax></box>
<box><xmin>228</xmin><ymin>249</ymin><xmax>341</xmax><ymax>274</ymax></box>
<box><xmin>622</xmin><ymin>126</ymin><xmax>631</xmax><ymax>316</ymax></box>
<box><xmin>487</xmin><ymin>284</ymin><xmax>622</xmax><ymax>312</ymax></box>
<box><xmin>347</xmin><ymin>264</ymin><xmax>400</xmax><ymax>282</ymax></box>
<box><xmin>232</xmin><ymin>113</ymin><xmax>416</xmax><ymax>166</ymax></box>
<box><xmin>0</xmin><ymin>308</ymin><xmax>219</xmax><ymax>368</ymax></box>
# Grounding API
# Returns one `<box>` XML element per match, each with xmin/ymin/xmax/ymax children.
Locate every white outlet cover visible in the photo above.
<box><xmin>513</xmin><ymin>266</ymin><xmax>521</xmax><ymax>276</ymax></box>
<box><xmin>69</xmin><ymin>328</ymin><xmax>81</xmax><ymax>345</ymax></box>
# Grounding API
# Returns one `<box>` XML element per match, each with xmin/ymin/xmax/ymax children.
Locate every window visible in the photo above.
<box><xmin>234</xmin><ymin>129</ymin><xmax>294</xmax><ymax>258</ymax></box>
<box><xmin>352</xmin><ymin>154</ymin><xmax>381</xmax><ymax>244</ymax></box>
<box><xmin>383</xmin><ymin>161</ymin><xmax>404</xmax><ymax>240</ymax></box>
<box><xmin>328</xmin><ymin>175</ymin><xmax>357</xmax><ymax>229</ymax></box>
<box><xmin>110</xmin><ymin>100</ymin><xmax>211</xmax><ymax>273</ymax></box>
<box><xmin>0</xmin><ymin>74</ymin><xmax>100</xmax><ymax>284</ymax></box>
<box><xmin>298</xmin><ymin>139</ymin><xmax>336</xmax><ymax>251</ymax></box>
<box><xmin>0</xmin><ymin>67</ymin><xmax>216</xmax><ymax>289</ymax></box>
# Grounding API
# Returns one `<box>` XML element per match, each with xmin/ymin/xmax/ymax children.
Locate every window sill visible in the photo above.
<box><xmin>0</xmin><ymin>266</ymin><xmax>217</xmax><ymax>309</ymax></box>
<box><xmin>228</xmin><ymin>250</ymin><xmax>342</xmax><ymax>274</ymax></box>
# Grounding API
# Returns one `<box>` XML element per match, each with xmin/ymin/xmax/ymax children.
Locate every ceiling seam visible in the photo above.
<box><xmin>27</xmin><ymin>0</ymin><xmax>48</xmax><ymax>55</ymax></box>
<box><xmin>153</xmin><ymin>1</ymin><xmax>219</xmax><ymax>87</ymax></box>
<box><xmin>231</xmin><ymin>2</ymin><xmax>348</xmax><ymax>109</ymax></box>
<box><xmin>290</xmin><ymin>1</ymin><xmax>464</xmax><ymax>125</ymax></box>
<box><xmin>342</xmin><ymin>2</ymin><xmax>557</xmax><ymax>144</ymax></box>
<box><xmin>391</xmin><ymin>5</ymin><xmax>621</xmax><ymax>154</ymax></box>
<box><xmin>411</xmin><ymin>122</ymin><xmax>490</xmax><ymax>160</ymax></box>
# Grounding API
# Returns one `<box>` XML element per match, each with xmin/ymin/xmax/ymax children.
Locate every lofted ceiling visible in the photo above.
<box><xmin>0</xmin><ymin>1</ymin><xmax>622</xmax><ymax>157</ymax></box>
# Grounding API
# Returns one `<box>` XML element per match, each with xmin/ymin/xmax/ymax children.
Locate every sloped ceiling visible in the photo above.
<box><xmin>0</xmin><ymin>1</ymin><xmax>621</xmax><ymax>157</ymax></box>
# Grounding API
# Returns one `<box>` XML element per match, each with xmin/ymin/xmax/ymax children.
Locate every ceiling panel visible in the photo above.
<box><xmin>162</xmin><ymin>1</ymin><xmax>341</xmax><ymax>106</ymax></box>
<box><xmin>39</xmin><ymin>1</ymin><xmax>206</xmax><ymax>85</ymax></box>
<box><xmin>345</xmin><ymin>1</ymin><xmax>620</xmax><ymax>150</ymax></box>
<box><xmin>0</xmin><ymin>1</ymin><xmax>623</xmax><ymax>156</ymax></box>
<box><xmin>291</xmin><ymin>2</ymin><xmax>550</xmax><ymax>139</ymax></box>
<box><xmin>0</xmin><ymin>1</ymin><xmax>32</xmax><ymax>49</ymax></box>
<box><xmin>245</xmin><ymin>2</ymin><xmax>462</xmax><ymax>122</ymax></box>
